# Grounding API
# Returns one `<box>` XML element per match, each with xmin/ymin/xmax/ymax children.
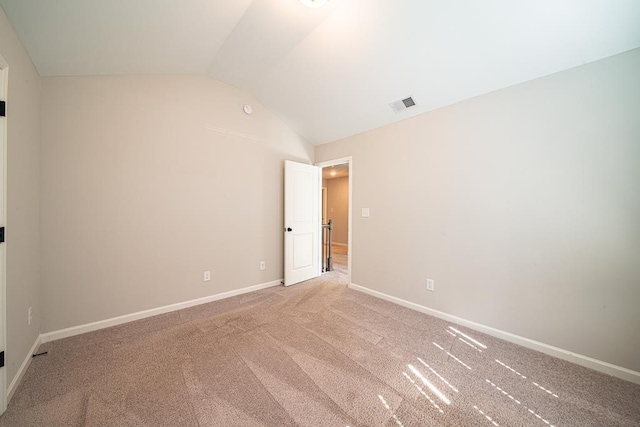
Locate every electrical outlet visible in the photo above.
<box><xmin>426</xmin><ymin>278</ymin><xmax>435</xmax><ymax>291</ymax></box>
<box><xmin>259</xmin><ymin>261</ymin><xmax>266</xmax><ymax>271</ymax></box>
<box><xmin>203</xmin><ymin>271</ymin><xmax>211</xmax><ymax>282</ymax></box>
<box><xmin>28</xmin><ymin>306</ymin><xmax>33</xmax><ymax>326</ymax></box>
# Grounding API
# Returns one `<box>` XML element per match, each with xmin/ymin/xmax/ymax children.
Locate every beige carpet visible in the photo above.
<box><xmin>1</xmin><ymin>262</ymin><xmax>639</xmax><ymax>426</ymax></box>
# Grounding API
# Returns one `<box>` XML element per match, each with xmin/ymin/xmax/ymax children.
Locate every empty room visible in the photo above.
<box><xmin>0</xmin><ymin>0</ymin><xmax>639</xmax><ymax>426</ymax></box>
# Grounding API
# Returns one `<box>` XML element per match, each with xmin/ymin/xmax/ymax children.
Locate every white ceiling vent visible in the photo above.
<box><xmin>389</xmin><ymin>96</ymin><xmax>417</xmax><ymax>113</ymax></box>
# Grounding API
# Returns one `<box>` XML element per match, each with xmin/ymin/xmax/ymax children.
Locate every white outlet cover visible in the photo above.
<box><xmin>426</xmin><ymin>279</ymin><xmax>435</xmax><ymax>291</ymax></box>
<box><xmin>362</xmin><ymin>208</ymin><xmax>370</xmax><ymax>217</ymax></box>
<box><xmin>260</xmin><ymin>261</ymin><xmax>266</xmax><ymax>270</ymax></box>
<box><xmin>204</xmin><ymin>271</ymin><xmax>211</xmax><ymax>282</ymax></box>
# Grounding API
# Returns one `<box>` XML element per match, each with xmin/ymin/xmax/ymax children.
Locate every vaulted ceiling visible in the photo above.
<box><xmin>2</xmin><ymin>0</ymin><xmax>640</xmax><ymax>145</ymax></box>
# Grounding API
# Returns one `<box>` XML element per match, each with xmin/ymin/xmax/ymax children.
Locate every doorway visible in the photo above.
<box><xmin>317</xmin><ymin>157</ymin><xmax>352</xmax><ymax>284</ymax></box>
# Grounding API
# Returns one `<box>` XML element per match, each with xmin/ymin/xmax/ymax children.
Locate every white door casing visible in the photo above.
<box><xmin>284</xmin><ymin>160</ymin><xmax>321</xmax><ymax>286</ymax></box>
<box><xmin>0</xmin><ymin>59</ymin><xmax>7</xmax><ymax>414</ymax></box>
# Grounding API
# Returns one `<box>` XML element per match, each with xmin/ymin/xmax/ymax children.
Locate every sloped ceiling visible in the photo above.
<box><xmin>2</xmin><ymin>0</ymin><xmax>640</xmax><ymax>145</ymax></box>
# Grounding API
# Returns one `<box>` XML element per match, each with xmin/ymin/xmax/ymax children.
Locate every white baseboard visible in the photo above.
<box><xmin>41</xmin><ymin>279</ymin><xmax>283</xmax><ymax>344</ymax></box>
<box><xmin>7</xmin><ymin>335</ymin><xmax>41</xmax><ymax>403</ymax></box>
<box><xmin>349</xmin><ymin>283</ymin><xmax>640</xmax><ymax>385</ymax></box>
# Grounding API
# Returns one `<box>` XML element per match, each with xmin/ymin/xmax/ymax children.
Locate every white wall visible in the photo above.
<box><xmin>316</xmin><ymin>48</ymin><xmax>640</xmax><ymax>372</ymax></box>
<box><xmin>326</xmin><ymin>176</ymin><xmax>349</xmax><ymax>245</ymax></box>
<box><xmin>0</xmin><ymin>8</ymin><xmax>41</xmax><ymax>388</ymax></box>
<box><xmin>40</xmin><ymin>74</ymin><xmax>313</xmax><ymax>332</ymax></box>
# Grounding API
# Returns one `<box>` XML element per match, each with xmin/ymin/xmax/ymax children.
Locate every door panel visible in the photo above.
<box><xmin>293</xmin><ymin>233</ymin><xmax>313</xmax><ymax>269</ymax></box>
<box><xmin>284</xmin><ymin>161</ymin><xmax>320</xmax><ymax>286</ymax></box>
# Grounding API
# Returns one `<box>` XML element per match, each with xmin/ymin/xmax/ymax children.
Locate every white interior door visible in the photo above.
<box><xmin>284</xmin><ymin>160</ymin><xmax>320</xmax><ymax>286</ymax></box>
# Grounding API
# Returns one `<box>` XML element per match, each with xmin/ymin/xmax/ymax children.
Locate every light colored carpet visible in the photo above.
<box><xmin>1</xmin><ymin>262</ymin><xmax>639</xmax><ymax>426</ymax></box>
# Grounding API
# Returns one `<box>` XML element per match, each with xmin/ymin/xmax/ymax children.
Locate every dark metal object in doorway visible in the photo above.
<box><xmin>322</xmin><ymin>220</ymin><xmax>333</xmax><ymax>272</ymax></box>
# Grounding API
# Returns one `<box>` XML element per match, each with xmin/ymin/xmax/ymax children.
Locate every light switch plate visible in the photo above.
<box><xmin>362</xmin><ymin>208</ymin><xmax>370</xmax><ymax>217</ymax></box>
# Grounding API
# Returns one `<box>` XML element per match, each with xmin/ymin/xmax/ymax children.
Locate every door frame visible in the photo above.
<box><xmin>0</xmin><ymin>54</ymin><xmax>8</xmax><ymax>414</ymax></box>
<box><xmin>316</xmin><ymin>156</ymin><xmax>352</xmax><ymax>285</ymax></box>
